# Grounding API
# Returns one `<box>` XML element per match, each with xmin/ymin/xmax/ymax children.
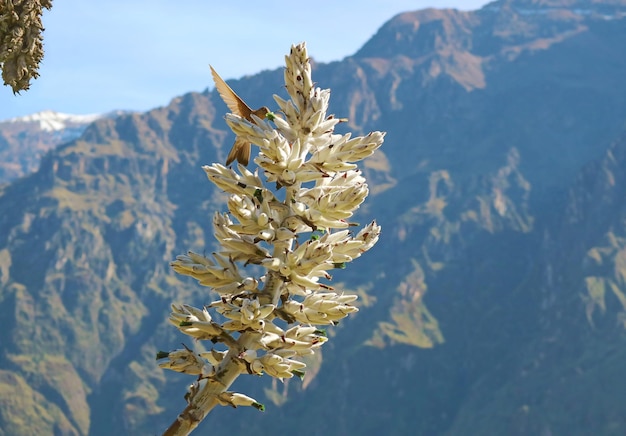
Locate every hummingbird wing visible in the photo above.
<box><xmin>210</xmin><ymin>65</ymin><xmax>253</xmax><ymax>119</ymax></box>
<box><xmin>225</xmin><ymin>137</ymin><xmax>251</xmax><ymax>166</ymax></box>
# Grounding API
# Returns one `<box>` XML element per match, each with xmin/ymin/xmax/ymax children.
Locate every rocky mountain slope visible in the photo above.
<box><xmin>0</xmin><ymin>111</ymin><xmax>124</xmax><ymax>185</ymax></box>
<box><xmin>2</xmin><ymin>0</ymin><xmax>626</xmax><ymax>434</ymax></box>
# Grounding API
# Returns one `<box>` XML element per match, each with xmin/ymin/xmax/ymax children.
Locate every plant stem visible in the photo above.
<box><xmin>162</xmin><ymin>352</ymin><xmax>245</xmax><ymax>436</ymax></box>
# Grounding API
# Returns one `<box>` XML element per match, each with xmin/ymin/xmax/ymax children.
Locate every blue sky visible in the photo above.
<box><xmin>0</xmin><ymin>1</ymin><xmax>490</xmax><ymax>121</ymax></box>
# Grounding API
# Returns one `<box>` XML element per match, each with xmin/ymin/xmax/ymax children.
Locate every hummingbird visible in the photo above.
<box><xmin>210</xmin><ymin>65</ymin><xmax>270</xmax><ymax>166</ymax></box>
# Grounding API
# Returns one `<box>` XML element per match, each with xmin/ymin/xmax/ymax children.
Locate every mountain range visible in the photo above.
<box><xmin>2</xmin><ymin>0</ymin><xmax>626</xmax><ymax>434</ymax></box>
<box><xmin>0</xmin><ymin>110</ymin><xmax>125</xmax><ymax>185</ymax></box>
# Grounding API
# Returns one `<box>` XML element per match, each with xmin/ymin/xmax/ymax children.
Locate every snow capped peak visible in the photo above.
<box><xmin>4</xmin><ymin>110</ymin><xmax>104</xmax><ymax>132</ymax></box>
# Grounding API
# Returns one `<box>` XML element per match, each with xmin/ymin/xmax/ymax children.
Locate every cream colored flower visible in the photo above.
<box><xmin>161</xmin><ymin>43</ymin><xmax>384</xmax><ymax>434</ymax></box>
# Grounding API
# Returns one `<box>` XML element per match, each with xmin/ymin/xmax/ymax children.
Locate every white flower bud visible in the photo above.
<box><xmin>257</xmin><ymin>212</ymin><xmax>269</xmax><ymax>227</ymax></box>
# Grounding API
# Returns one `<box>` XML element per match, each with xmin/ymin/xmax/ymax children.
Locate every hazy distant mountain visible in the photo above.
<box><xmin>0</xmin><ymin>110</ymin><xmax>126</xmax><ymax>184</ymax></box>
<box><xmin>1</xmin><ymin>0</ymin><xmax>626</xmax><ymax>435</ymax></box>
<box><xmin>491</xmin><ymin>0</ymin><xmax>626</xmax><ymax>10</ymax></box>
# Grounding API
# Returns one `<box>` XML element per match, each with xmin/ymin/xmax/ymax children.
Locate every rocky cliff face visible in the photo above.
<box><xmin>1</xmin><ymin>1</ymin><xmax>626</xmax><ymax>435</ymax></box>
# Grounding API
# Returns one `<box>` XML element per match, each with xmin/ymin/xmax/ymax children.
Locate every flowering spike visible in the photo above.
<box><xmin>161</xmin><ymin>43</ymin><xmax>384</xmax><ymax>435</ymax></box>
